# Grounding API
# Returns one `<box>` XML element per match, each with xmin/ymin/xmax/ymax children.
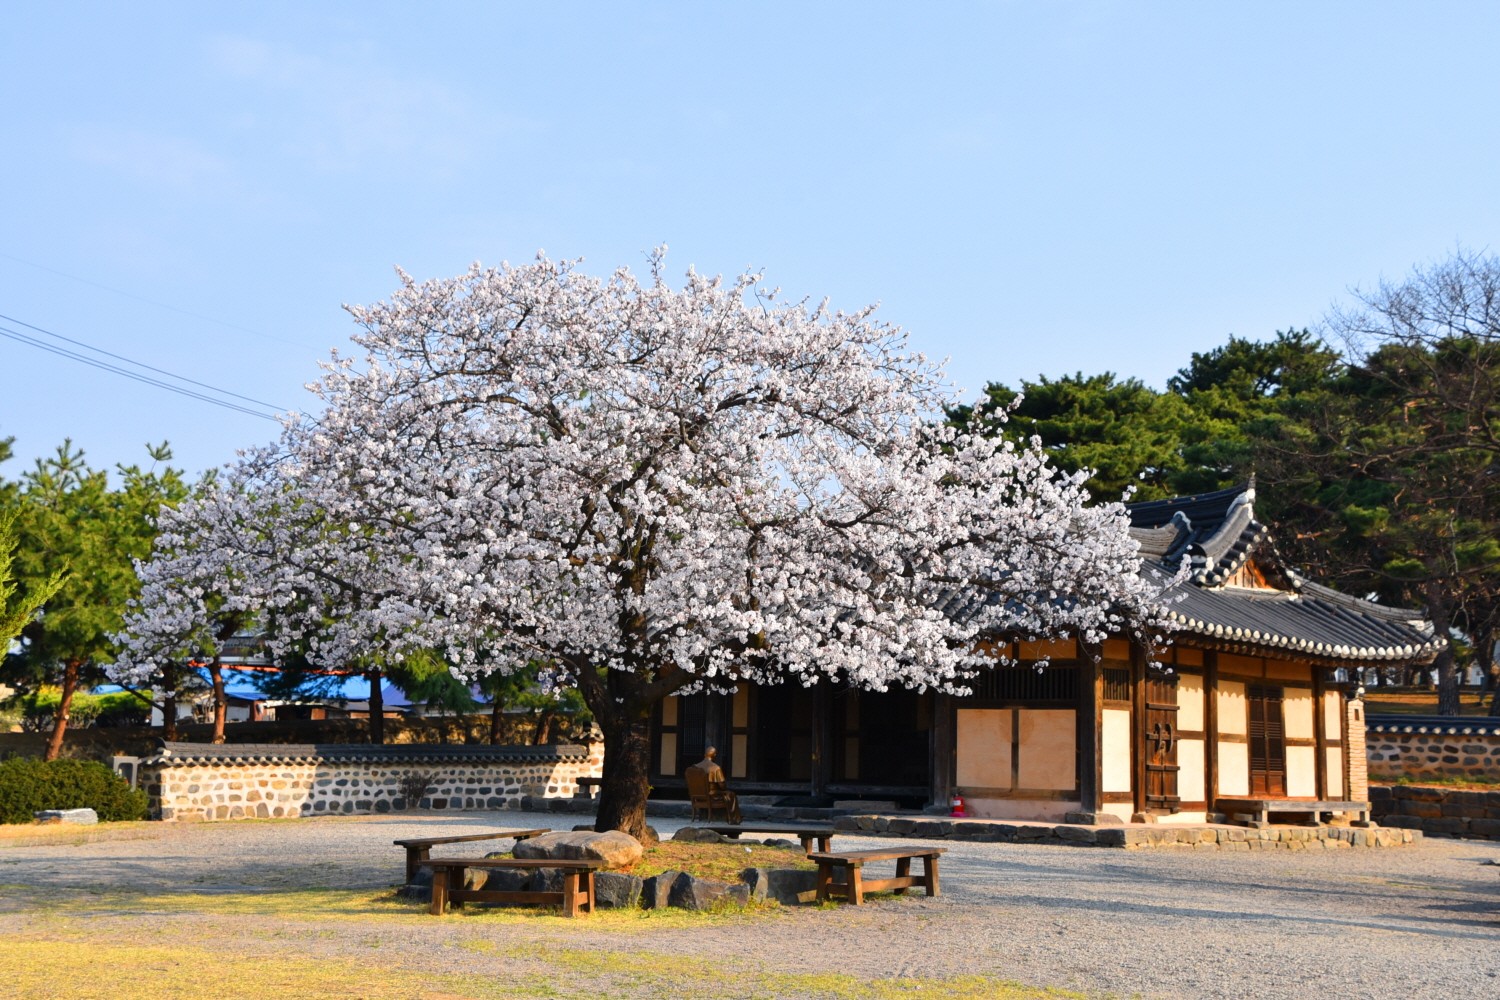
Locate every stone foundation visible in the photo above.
<box><xmin>142</xmin><ymin>741</ymin><xmax>603</xmax><ymax>821</ymax></box>
<box><xmin>834</xmin><ymin>814</ymin><xmax>1419</xmax><ymax>849</ymax></box>
<box><xmin>1370</xmin><ymin>783</ymin><xmax>1500</xmax><ymax>839</ymax></box>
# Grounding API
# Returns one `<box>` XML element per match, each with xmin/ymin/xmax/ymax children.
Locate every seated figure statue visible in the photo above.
<box><xmin>684</xmin><ymin>746</ymin><xmax>742</xmax><ymax>824</ymax></box>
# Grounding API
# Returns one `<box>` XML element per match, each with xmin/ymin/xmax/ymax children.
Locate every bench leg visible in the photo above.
<box><xmin>816</xmin><ymin>835</ymin><xmax>830</xmax><ymax>853</ymax></box>
<box><xmin>562</xmin><ymin>871</ymin><xmax>580</xmax><ymax>918</ymax></box>
<box><xmin>847</xmin><ymin>864</ymin><xmax>864</xmax><ymax>906</ymax></box>
<box><xmin>923</xmin><ymin>855</ymin><xmax>940</xmax><ymax>897</ymax></box>
<box><xmin>894</xmin><ymin>856</ymin><xmax>911</xmax><ymax>896</ymax></box>
<box><xmin>816</xmin><ymin>863</ymin><xmax>834</xmax><ymax>902</ymax></box>
<box><xmin>430</xmin><ymin>868</ymin><xmax>449</xmax><ymax>916</ymax></box>
<box><xmin>407</xmin><ymin>847</ymin><xmax>429</xmax><ymax>885</ymax></box>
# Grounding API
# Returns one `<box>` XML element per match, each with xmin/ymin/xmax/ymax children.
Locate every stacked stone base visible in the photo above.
<box><xmin>1371</xmin><ymin>784</ymin><xmax>1500</xmax><ymax>839</ymax></box>
<box><xmin>835</xmin><ymin>814</ymin><xmax>1420</xmax><ymax>850</ymax></box>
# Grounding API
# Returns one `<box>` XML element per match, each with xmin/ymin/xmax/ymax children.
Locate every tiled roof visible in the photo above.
<box><xmin>1127</xmin><ymin>484</ymin><xmax>1443</xmax><ymax>665</ymax></box>
<box><xmin>144</xmin><ymin>741</ymin><xmax>590</xmax><ymax>767</ymax></box>
<box><xmin>1367</xmin><ymin>715</ymin><xmax>1500</xmax><ymax>736</ymax></box>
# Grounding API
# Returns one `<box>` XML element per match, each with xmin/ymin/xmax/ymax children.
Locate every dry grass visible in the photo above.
<box><xmin>1364</xmin><ymin>689</ymin><xmax>1492</xmax><ymax>715</ymax></box>
<box><xmin>621</xmin><ymin>839</ymin><xmax>817</xmax><ymax>881</ymax></box>
<box><xmin>0</xmin><ymin>820</ymin><xmax>162</xmax><ymax>848</ymax></box>
<box><xmin>0</xmin><ymin>886</ymin><xmax>1081</xmax><ymax>999</ymax></box>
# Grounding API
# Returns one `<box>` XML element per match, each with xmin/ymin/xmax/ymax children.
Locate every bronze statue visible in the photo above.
<box><xmin>685</xmin><ymin>746</ymin><xmax>742</xmax><ymax>824</ymax></box>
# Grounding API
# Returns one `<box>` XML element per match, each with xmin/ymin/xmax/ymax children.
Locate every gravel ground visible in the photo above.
<box><xmin>6</xmin><ymin>811</ymin><xmax>1500</xmax><ymax>999</ymax></box>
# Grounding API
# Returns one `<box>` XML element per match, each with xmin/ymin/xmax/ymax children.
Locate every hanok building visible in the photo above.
<box><xmin>646</xmin><ymin>484</ymin><xmax>1443</xmax><ymax>822</ymax></box>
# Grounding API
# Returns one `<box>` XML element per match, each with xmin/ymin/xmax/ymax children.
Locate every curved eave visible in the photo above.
<box><xmin>1164</xmin><ymin>607</ymin><xmax>1445</xmax><ymax>666</ymax></box>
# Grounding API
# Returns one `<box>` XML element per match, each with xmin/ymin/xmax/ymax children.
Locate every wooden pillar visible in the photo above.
<box><xmin>1204</xmin><ymin>650</ymin><xmax>1219</xmax><ymax>815</ymax></box>
<box><xmin>811</xmin><ymin>680</ymin><xmax>829</xmax><ymax>799</ymax></box>
<box><xmin>1076</xmin><ymin>646</ymin><xmax>1102</xmax><ymax>814</ymax></box>
<box><xmin>931</xmin><ymin>691</ymin><xmax>955</xmax><ymax>808</ymax></box>
<box><xmin>1313</xmin><ymin>668</ymin><xmax>1329</xmax><ymax>800</ymax></box>
<box><xmin>1131</xmin><ymin>642</ymin><xmax>1147</xmax><ymax>816</ymax></box>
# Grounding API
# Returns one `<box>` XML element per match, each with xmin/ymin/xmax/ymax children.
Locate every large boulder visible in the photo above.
<box><xmin>35</xmin><ymin>808</ymin><xmax>98</xmax><ymax>825</ymax></box>
<box><xmin>740</xmin><ymin>867</ymin><xmax>818</xmax><ymax>905</ymax></box>
<box><xmin>667</xmin><ymin>872</ymin><xmax>750</xmax><ymax>911</ymax></box>
<box><xmin>641</xmin><ymin>869</ymin><xmax>683</xmax><ymax>909</ymax></box>
<box><xmin>512</xmin><ymin>830</ymin><xmax>644</xmax><ymax>868</ymax></box>
<box><xmin>672</xmin><ymin>827</ymin><xmax>725</xmax><ymax>844</ymax></box>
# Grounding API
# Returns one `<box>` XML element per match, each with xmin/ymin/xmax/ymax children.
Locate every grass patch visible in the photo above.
<box><xmin>0</xmin><ymin>931</ymin><xmax>1083</xmax><ymax>999</ymax></box>
<box><xmin>0</xmin><ymin>820</ymin><xmax>160</xmax><ymax>849</ymax></box>
<box><xmin>1364</xmin><ymin>689</ymin><xmax>1492</xmax><ymax>716</ymax></box>
<box><xmin>1384</xmin><ymin>775</ymin><xmax>1500</xmax><ymax>790</ymax></box>
<box><xmin>621</xmin><ymin>839</ymin><xmax>816</xmax><ymax>881</ymax></box>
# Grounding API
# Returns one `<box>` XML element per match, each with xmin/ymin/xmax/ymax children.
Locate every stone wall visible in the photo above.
<box><xmin>142</xmin><ymin>741</ymin><xmax>603</xmax><ymax>821</ymax></box>
<box><xmin>1366</xmin><ymin>716</ymin><xmax>1500</xmax><ymax>783</ymax></box>
<box><xmin>1371</xmin><ymin>784</ymin><xmax>1500</xmax><ymax>839</ymax></box>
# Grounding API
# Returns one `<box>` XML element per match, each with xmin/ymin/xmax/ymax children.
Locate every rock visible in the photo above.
<box><xmin>483</xmin><ymin>868</ymin><xmax>535</xmax><ymax>893</ymax></box>
<box><xmin>667</xmin><ymin>872</ymin><xmax>747</xmax><ymax>911</ymax></box>
<box><xmin>641</xmin><ymin>870</ymin><xmax>682</xmax><ymax>909</ymax></box>
<box><xmin>740</xmin><ymin>867</ymin><xmax>818</xmax><ymax>905</ymax></box>
<box><xmin>760</xmin><ymin>838</ymin><xmax>797</xmax><ymax>849</ymax></box>
<box><xmin>513</xmin><ymin>830</ymin><xmax>643</xmax><ymax>868</ymax></box>
<box><xmin>34</xmin><ymin>808</ymin><xmax>97</xmax><ymax>825</ymax></box>
<box><xmin>397</xmin><ymin>882</ymin><xmax>431</xmax><ymax>902</ymax></box>
<box><xmin>593</xmin><ymin>872</ymin><xmax>644</xmax><ymax>909</ymax></box>
<box><xmin>672</xmin><ymin>827</ymin><xmax>724</xmax><ymax>843</ymax></box>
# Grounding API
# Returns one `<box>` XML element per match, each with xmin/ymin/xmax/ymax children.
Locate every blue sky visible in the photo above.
<box><xmin>4</xmin><ymin>2</ymin><xmax>1499</xmax><ymax>478</ymax></box>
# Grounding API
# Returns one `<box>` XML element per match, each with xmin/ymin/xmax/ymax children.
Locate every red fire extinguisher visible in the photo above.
<box><xmin>950</xmin><ymin>792</ymin><xmax>966</xmax><ymax>818</ymax></box>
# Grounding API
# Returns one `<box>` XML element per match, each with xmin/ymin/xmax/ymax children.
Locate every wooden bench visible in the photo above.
<box><xmin>808</xmin><ymin>846</ymin><xmax>945</xmax><ymax>906</ymax></box>
<box><xmin>1216</xmin><ymin>798</ymin><xmax>1371</xmax><ymax>828</ymax></box>
<box><xmin>699</xmin><ymin>823</ymin><xmax>835</xmax><ymax>854</ymax></box>
<box><xmin>424</xmin><ymin>857</ymin><xmax>601</xmax><ymax>917</ymax></box>
<box><xmin>573</xmin><ymin>776</ymin><xmax>602</xmax><ymax>798</ymax></box>
<box><xmin>394</xmin><ymin>828</ymin><xmax>550</xmax><ymax>884</ymax></box>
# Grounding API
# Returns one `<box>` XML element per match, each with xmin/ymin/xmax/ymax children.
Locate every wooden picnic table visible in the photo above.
<box><xmin>393</xmin><ymin>828</ymin><xmax>551</xmax><ymax>883</ymax></box>
<box><xmin>698</xmin><ymin>823</ymin><xmax>836</xmax><ymax>854</ymax></box>
<box><xmin>423</xmin><ymin>857</ymin><xmax>601</xmax><ymax>917</ymax></box>
<box><xmin>808</xmin><ymin>846</ymin><xmax>945</xmax><ymax>906</ymax></box>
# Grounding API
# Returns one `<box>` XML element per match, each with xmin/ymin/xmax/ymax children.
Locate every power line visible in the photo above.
<box><xmin>0</xmin><ymin>250</ymin><xmax>305</xmax><ymax>347</ymax></box>
<box><xmin>0</xmin><ymin>322</ymin><xmax>283</xmax><ymax>422</ymax></box>
<box><xmin>0</xmin><ymin>312</ymin><xmax>288</xmax><ymax>412</ymax></box>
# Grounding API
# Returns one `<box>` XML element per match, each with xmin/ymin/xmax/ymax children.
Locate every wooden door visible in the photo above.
<box><xmin>1144</xmin><ymin>673</ymin><xmax>1180</xmax><ymax>811</ymax></box>
<box><xmin>1248</xmin><ymin>685</ymin><xmax>1287</xmax><ymax>796</ymax></box>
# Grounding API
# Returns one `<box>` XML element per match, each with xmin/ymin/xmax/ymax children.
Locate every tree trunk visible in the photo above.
<box><xmin>489</xmin><ymin>697</ymin><xmax>504</xmax><ymax>744</ymax></box>
<box><xmin>162</xmin><ymin>689</ymin><xmax>179</xmax><ymax>741</ymax></box>
<box><xmin>160</xmin><ymin>662</ymin><xmax>180</xmax><ymax>741</ymax></box>
<box><xmin>532</xmin><ymin>708</ymin><xmax>555</xmax><ymax>745</ymax></box>
<box><xmin>367</xmin><ymin>670</ymin><xmax>385</xmax><ymax>744</ymax></box>
<box><xmin>1429</xmin><ymin>587</ymin><xmax>1461</xmax><ymax>716</ymax></box>
<box><xmin>44</xmin><ymin>659</ymin><xmax>82</xmax><ymax>761</ymax></box>
<box><xmin>592</xmin><ymin>708</ymin><xmax>654</xmax><ymax>840</ymax></box>
<box><xmin>208</xmin><ymin>658</ymin><xmax>228</xmax><ymax>744</ymax></box>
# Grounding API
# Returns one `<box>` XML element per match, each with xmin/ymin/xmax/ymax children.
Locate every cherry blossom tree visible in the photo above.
<box><xmin>125</xmin><ymin>251</ymin><xmax>1166</xmax><ymax>838</ymax></box>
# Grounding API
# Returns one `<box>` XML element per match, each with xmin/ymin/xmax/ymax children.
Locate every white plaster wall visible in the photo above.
<box><xmin>1285</xmin><ymin>691</ymin><xmax>1315</xmax><ymax>740</ymax></box>
<box><xmin>1218</xmin><ymin>741</ymin><xmax>1249</xmax><ymax>795</ymax></box>
<box><xmin>1287</xmin><ymin>746</ymin><xmax>1317</xmax><ymax>796</ymax></box>
<box><xmin>1217</xmin><ymin>681</ymin><xmax>1247</xmax><ymax>735</ymax></box>
<box><xmin>1102</xmin><ymin>708</ymin><xmax>1132</xmax><ymax>793</ymax></box>
<box><xmin>1177</xmin><ymin>738</ymin><xmax>1205</xmax><ymax>804</ymax></box>
<box><xmin>1325</xmin><ymin>746</ymin><xmax>1344</xmax><ymax>798</ymax></box>
<box><xmin>1017</xmin><ymin>709</ymin><xmax>1075</xmax><ymax>791</ymax></box>
<box><xmin>1323</xmin><ymin>691</ymin><xmax>1344</xmax><ymax>740</ymax></box>
<box><xmin>956</xmin><ymin>709</ymin><xmax>1013</xmax><ymax>790</ymax></box>
<box><xmin>1177</xmin><ymin>674</ymin><xmax>1204</xmax><ymax>731</ymax></box>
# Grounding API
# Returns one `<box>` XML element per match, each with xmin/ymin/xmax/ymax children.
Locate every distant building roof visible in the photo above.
<box><xmin>1127</xmin><ymin>483</ymin><xmax>1443</xmax><ymax>665</ymax></box>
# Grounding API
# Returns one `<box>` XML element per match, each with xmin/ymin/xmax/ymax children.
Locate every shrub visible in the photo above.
<box><xmin>0</xmin><ymin>757</ymin><xmax>148</xmax><ymax>824</ymax></box>
<box><xmin>6</xmin><ymin>689</ymin><xmax>150</xmax><ymax>731</ymax></box>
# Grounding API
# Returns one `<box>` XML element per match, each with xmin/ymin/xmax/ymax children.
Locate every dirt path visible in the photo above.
<box><xmin>5</xmin><ymin>811</ymin><xmax>1500</xmax><ymax>998</ymax></box>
